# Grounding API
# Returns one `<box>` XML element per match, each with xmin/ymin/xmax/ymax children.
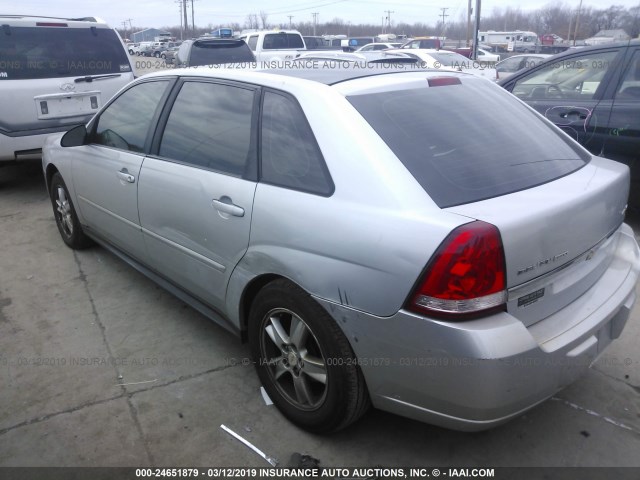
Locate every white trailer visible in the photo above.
<box><xmin>478</xmin><ymin>30</ymin><xmax>538</xmax><ymax>52</ymax></box>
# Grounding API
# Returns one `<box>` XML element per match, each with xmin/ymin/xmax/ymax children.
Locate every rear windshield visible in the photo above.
<box><xmin>263</xmin><ymin>33</ymin><xmax>304</xmax><ymax>50</ymax></box>
<box><xmin>190</xmin><ymin>41</ymin><xmax>255</xmax><ymax>65</ymax></box>
<box><xmin>347</xmin><ymin>77</ymin><xmax>588</xmax><ymax>208</ymax></box>
<box><xmin>0</xmin><ymin>26</ymin><xmax>131</xmax><ymax>80</ymax></box>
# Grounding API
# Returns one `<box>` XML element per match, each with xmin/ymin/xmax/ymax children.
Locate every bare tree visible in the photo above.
<box><xmin>259</xmin><ymin>11</ymin><xmax>269</xmax><ymax>29</ymax></box>
<box><xmin>244</xmin><ymin>13</ymin><xmax>259</xmax><ymax>30</ymax></box>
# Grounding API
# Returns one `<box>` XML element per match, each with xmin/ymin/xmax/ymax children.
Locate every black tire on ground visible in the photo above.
<box><xmin>49</xmin><ymin>172</ymin><xmax>93</xmax><ymax>250</ymax></box>
<box><xmin>129</xmin><ymin>49</ymin><xmax>134</xmax><ymax>55</ymax></box>
<box><xmin>248</xmin><ymin>279</ymin><xmax>370</xmax><ymax>433</ymax></box>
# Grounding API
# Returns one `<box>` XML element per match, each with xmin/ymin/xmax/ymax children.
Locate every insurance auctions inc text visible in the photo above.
<box><xmin>135</xmin><ymin>467</ymin><xmax>496</xmax><ymax>479</ymax></box>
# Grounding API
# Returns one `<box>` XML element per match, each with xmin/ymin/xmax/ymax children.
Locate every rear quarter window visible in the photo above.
<box><xmin>347</xmin><ymin>77</ymin><xmax>588</xmax><ymax>208</ymax></box>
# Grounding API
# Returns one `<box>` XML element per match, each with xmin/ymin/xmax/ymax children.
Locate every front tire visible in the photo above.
<box><xmin>249</xmin><ymin>279</ymin><xmax>369</xmax><ymax>433</ymax></box>
<box><xmin>49</xmin><ymin>172</ymin><xmax>92</xmax><ymax>250</ymax></box>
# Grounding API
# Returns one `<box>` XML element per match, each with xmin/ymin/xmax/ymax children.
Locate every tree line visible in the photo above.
<box><xmin>120</xmin><ymin>3</ymin><xmax>640</xmax><ymax>42</ymax></box>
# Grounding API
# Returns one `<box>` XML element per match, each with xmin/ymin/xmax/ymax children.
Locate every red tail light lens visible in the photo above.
<box><xmin>428</xmin><ymin>77</ymin><xmax>462</xmax><ymax>87</ymax></box>
<box><xmin>408</xmin><ymin>221</ymin><xmax>507</xmax><ymax>318</ymax></box>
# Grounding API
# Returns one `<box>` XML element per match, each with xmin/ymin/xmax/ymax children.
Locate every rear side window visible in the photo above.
<box><xmin>263</xmin><ymin>33</ymin><xmax>304</xmax><ymax>50</ymax></box>
<box><xmin>159</xmin><ymin>81</ymin><xmax>255</xmax><ymax>176</ymax></box>
<box><xmin>0</xmin><ymin>26</ymin><xmax>131</xmax><ymax>80</ymax></box>
<box><xmin>260</xmin><ymin>91</ymin><xmax>333</xmax><ymax>196</ymax></box>
<box><xmin>348</xmin><ymin>78</ymin><xmax>587</xmax><ymax>208</ymax></box>
<box><xmin>189</xmin><ymin>41</ymin><xmax>255</xmax><ymax>65</ymax></box>
<box><xmin>94</xmin><ymin>81</ymin><xmax>169</xmax><ymax>153</ymax></box>
<box><xmin>247</xmin><ymin>36</ymin><xmax>258</xmax><ymax>51</ymax></box>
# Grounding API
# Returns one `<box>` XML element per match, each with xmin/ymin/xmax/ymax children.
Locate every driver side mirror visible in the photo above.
<box><xmin>61</xmin><ymin>125</ymin><xmax>88</xmax><ymax>147</ymax></box>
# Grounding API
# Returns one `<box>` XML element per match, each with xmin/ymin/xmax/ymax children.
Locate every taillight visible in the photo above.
<box><xmin>407</xmin><ymin>221</ymin><xmax>507</xmax><ymax>318</ymax></box>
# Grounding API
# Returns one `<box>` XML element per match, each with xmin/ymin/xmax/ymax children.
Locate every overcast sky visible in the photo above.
<box><xmin>6</xmin><ymin>0</ymin><xmax>640</xmax><ymax>31</ymax></box>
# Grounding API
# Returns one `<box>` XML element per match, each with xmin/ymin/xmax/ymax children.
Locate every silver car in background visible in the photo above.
<box><xmin>42</xmin><ymin>67</ymin><xmax>640</xmax><ymax>433</ymax></box>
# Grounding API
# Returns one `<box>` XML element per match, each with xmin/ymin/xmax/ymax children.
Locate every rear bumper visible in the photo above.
<box><xmin>317</xmin><ymin>223</ymin><xmax>640</xmax><ymax>431</ymax></box>
<box><xmin>0</xmin><ymin>126</ymin><xmax>77</xmax><ymax>161</ymax></box>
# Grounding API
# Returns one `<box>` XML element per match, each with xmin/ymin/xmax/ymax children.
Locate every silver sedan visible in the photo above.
<box><xmin>42</xmin><ymin>66</ymin><xmax>640</xmax><ymax>433</ymax></box>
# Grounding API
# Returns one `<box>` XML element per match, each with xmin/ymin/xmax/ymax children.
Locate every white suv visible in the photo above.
<box><xmin>0</xmin><ymin>15</ymin><xmax>134</xmax><ymax>161</ymax></box>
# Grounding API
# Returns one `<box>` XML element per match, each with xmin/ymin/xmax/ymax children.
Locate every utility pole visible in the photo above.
<box><xmin>439</xmin><ymin>7</ymin><xmax>449</xmax><ymax>37</ymax></box>
<box><xmin>121</xmin><ymin>21</ymin><xmax>127</xmax><ymax>40</ymax></box>
<box><xmin>183</xmin><ymin>0</ymin><xmax>188</xmax><ymax>38</ymax></box>
<box><xmin>191</xmin><ymin>0</ymin><xmax>195</xmax><ymax>35</ymax></box>
<box><xmin>175</xmin><ymin>0</ymin><xmax>183</xmax><ymax>40</ymax></box>
<box><xmin>384</xmin><ymin>10</ymin><xmax>394</xmax><ymax>33</ymax></box>
<box><xmin>472</xmin><ymin>0</ymin><xmax>481</xmax><ymax>60</ymax></box>
<box><xmin>466</xmin><ymin>0</ymin><xmax>472</xmax><ymax>46</ymax></box>
<box><xmin>573</xmin><ymin>0</ymin><xmax>583</xmax><ymax>46</ymax></box>
<box><xmin>287</xmin><ymin>15</ymin><xmax>294</xmax><ymax>29</ymax></box>
<box><xmin>312</xmin><ymin>12</ymin><xmax>319</xmax><ymax>36</ymax></box>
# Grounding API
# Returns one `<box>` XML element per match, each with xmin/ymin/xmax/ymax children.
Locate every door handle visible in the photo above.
<box><xmin>559</xmin><ymin>111</ymin><xmax>587</xmax><ymax>120</ymax></box>
<box><xmin>212</xmin><ymin>198</ymin><xmax>245</xmax><ymax>217</ymax></box>
<box><xmin>116</xmin><ymin>170</ymin><xmax>135</xmax><ymax>183</ymax></box>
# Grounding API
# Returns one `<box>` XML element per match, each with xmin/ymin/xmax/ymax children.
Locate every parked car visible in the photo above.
<box><xmin>388</xmin><ymin>48</ymin><xmax>497</xmax><ymax>80</ymax></box>
<box><xmin>133</xmin><ymin>41</ymin><xmax>153</xmax><ymax>56</ymax></box>
<box><xmin>147</xmin><ymin>41</ymin><xmax>180</xmax><ymax>59</ymax></box>
<box><xmin>495</xmin><ymin>53</ymin><xmax>551</xmax><ymax>80</ymax></box>
<box><xmin>303</xmin><ymin>36</ymin><xmax>329</xmax><ymax>50</ymax></box>
<box><xmin>356</xmin><ymin>42</ymin><xmax>403</xmax><ymax>52</ymax></box>
<box><xmin>42</xmin><ymin>66</ymin><xmax>639</xmax><ymax>433</ymax></box>
<box><xmin>175</xmin><ymin>38</ymin><xmax>255</xmax><ymax>67</ymax></box>
<box><xmin>0</xmin><ymin>15</ymin><xmax>134</xmax><ymax>162</ymax></box>
<box><xmin>162</xmin><ymin>46</ymin><xmax>180</xmax><ymax>65</ymax></box>
<box><xmin>498</xmin><ymin>40</ymin><xmax>640</xmax><ymax>182</ymax></box>
<box><xmin>126</xmin><ymin>42</ymin><xmax>139</xmax><ymax>55</ymax></box>
<box><xmin>293</xmin><ymin>51</ymin><xmax>418</xmax><ymax>65</ymax></box>
<box><xmin>475</xmin><ymin>48</ymin><xmax>501</xmax><ymax>63</ymax></box>
<box><xmin>240</xmin><ymin>30</ymin><xmax>306</xmax><ymax>62</ymax></box>
<box><xmin>400</xmin><ymin>37</ymin><xmax>442</xmax><ymax>49</ymax></box>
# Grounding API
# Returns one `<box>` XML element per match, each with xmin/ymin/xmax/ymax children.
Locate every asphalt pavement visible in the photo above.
<box><xmin>1</xmin><ymin>161</ymin><xmax>639</xmax><ymax>474</ymax></box>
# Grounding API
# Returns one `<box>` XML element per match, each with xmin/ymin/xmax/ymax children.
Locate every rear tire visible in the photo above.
<box><xmin>249</xmin><ymin>279</ymin><xmax>370</xmax><ymax>433</ymax></box>
<box><xmin>49</xmin><ymin>173</ymin><xmax>92</xmax><ymax>250</ymax></box>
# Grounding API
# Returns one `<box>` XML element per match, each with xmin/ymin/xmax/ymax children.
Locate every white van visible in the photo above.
<box><xmin>0</xmin><ymin>15</ymin><xmax>134</xmax><ymax>161</ymax></box>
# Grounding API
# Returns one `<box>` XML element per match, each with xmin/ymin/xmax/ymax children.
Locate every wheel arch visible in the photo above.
<box><xmin>237</xmin><ymin>273</ymin><xmax>283</xmax><ymax>342</ymax></box>
<box><xmin>45</xmin><ymin>163</ymin><xmax>60</xmax><ymax>193</ymax></box>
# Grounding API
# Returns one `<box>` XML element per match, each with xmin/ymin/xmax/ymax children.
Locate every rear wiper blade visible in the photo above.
<box><xmin>74</xmin><ymin>73</ymin><xmax>122</xmax><ymax>83</ymax></box>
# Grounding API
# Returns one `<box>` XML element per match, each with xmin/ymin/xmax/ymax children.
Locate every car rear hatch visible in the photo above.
<box><xmin>0</xmin><ymin>21</ymin><xmax>133</xmax><ymax>134</ymax></box>
<box><xmin>447</xmin><ymin>156</ymin><xmax>629</xmax><ymax>327</ymax></box>
<box><xmin>345</xmin><ymin>73</ymin><xmax>633</xmax><ymax>327</ymax></box>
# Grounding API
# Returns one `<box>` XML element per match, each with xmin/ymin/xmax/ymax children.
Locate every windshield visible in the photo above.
<box><xmin>0</xmin><ymin>26</ymin><xmax>131</xmax><ymax>80</ymax></box>
<box><xmin>348</xmin><ymin>77</ymin><xmax>588</xmax><ymax>208</ymax></box>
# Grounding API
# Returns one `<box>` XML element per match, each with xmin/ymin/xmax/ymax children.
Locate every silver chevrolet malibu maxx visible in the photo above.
<box><xmin>42</xmin><ymin>66</ymin><xmax>640</xmax><ymax>433</ymax></box>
